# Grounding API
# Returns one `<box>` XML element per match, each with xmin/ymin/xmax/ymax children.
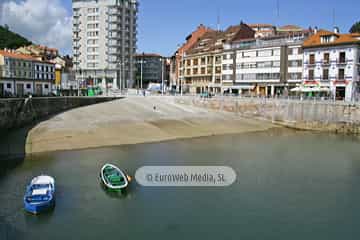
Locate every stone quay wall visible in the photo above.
<box><xmin>0</xmin><ymin>97</ymin><xmax>120</xmax><ymax>132</ymax></box>
<box><xmin>176</xmin><ymin>97</ymin><xmax>360</xmax><ymax>134</ymax></box>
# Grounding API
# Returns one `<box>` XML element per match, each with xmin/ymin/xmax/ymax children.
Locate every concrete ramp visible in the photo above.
<box><xmin>26</xmin><ymin>96</ymin><xmax>276</xmax><ymax>154</ymax></box>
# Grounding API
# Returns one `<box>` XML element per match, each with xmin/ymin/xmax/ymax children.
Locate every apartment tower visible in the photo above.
<box><xmin>72</xmin><ymin>0</ymin><xmax>138</xmax><ymax>90</ymax></box>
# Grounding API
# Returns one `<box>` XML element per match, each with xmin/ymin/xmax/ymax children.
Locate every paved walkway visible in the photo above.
<box><xmin>26</xmin><ymin>96</ymin><xmax>277</xmax><ymax>154</ymax></box>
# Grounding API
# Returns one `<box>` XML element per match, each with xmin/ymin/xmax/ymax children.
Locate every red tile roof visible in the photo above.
<box><xmin>303</xmin><ymin>30</ymin><xmax>360</xmax><ymax>48</ymax></box>
<box><xmin>0</xmin><ymin>50</ymin><xmax>38</xmax><ymax>61</ymax></box>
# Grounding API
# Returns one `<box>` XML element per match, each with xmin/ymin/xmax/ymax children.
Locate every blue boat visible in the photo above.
<box><xmin>24</xmin><ymin>175</ymin><xmax>56</xmax><ymax>215</ymax></box>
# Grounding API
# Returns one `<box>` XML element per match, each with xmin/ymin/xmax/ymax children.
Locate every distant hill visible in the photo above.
<box><xmin>0</xmin><ymin>25</ymin><xmax>32</xmax><ymax>49</ymax></box>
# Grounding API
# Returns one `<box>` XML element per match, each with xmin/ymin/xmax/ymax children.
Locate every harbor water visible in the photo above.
<box><xmin>1</xmin><ymin>129</ymin><xmax>360</xmax><ymax>239</ymax></box>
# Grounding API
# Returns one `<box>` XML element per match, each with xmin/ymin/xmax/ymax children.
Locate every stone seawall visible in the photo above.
<box><xmin>176</xmin><ymin>97</ymin><xmax>360</xmax><ymax>134</ymax></box>
<box><xmin>0</xmin><ymin>97</ymin><xmax>119</xmax><ymax>132</ymax></box>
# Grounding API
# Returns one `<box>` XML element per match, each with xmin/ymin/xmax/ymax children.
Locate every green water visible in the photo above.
<box><xmin>1</xmin><ymin>129</ymin><xmax>360</xmax><ymax>239</ymax></box>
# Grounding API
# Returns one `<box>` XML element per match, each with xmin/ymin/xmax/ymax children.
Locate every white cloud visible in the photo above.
<box><xmin>0</xmin><ymin>0</ymin><xmax>72</xmax><ymax>55</ymax></box>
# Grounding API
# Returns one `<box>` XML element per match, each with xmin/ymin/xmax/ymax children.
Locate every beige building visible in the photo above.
<box><xmin>0</xmin><ymin>50</ymin><xmax>55</xmax><ymax>97</ymax></box>
<box><xmin>180</xmin><ymin>23</ymin><xmax>255</xmax><ymax>94</ymax></box>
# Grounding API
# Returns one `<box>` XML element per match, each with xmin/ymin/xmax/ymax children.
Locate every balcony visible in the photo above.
<box><xmin>319</xmin><ymin>76</ymin><xmax>330</xmax><ymax>82</ymax></box>
<box><xmin>321</xmin><ymin>60</ymin><xmax>331</xmax><ymax>67</ymax></box>
<box><xmin>305</xmin><ymin>61</ymin><xmax>316</xmax><ymax>67</ymax></box>
<box><xmin>73</xmin><ymin>36</ymin><xmax>81</xmax><ymax>41</ymax></box>
<box><xmin>336</xmin><ymin>59</ymin><xmax>348</xmax><ymax>65</ymax></box>
<box><xmin>73</xmin><ymin>21</ymin><xmax>81</xmax><ymax>26</ymax></box>
<box><xmin>73</xmin><ymin>44</ymin><xmax>81</xmax><ymax>49</ymax></box>
<box><xmin>107</xmin><ymin>9</ymin><xmax>122</xmax><ymax>16</ymax></box>
<box><xmin>73</xmin><ymin>28</ymin><xmax>81</xmax><ymax>33</ymax></box>
<box><xmin>107</xmin><ymin>34</ymin><xmax>122</xmax><ymax>39</ymax></box>
<box><xmin>107</xmin><ymin>18</ymin><xmax>121</xmax><ymax>24</ymax></box>
<box><xmin>73</xmin><ymin>12</ymin><xmax>81</xmax><ymax>18</ymax></box>
<box><xmin>106</xmin><ymin>42</ymin><xmax>122</xmax><ymax>47</ymax></box>
<box><xmin>106</xmin><ymin>51</ymin><xmax>123</xmax><ymax>56</ymax></box>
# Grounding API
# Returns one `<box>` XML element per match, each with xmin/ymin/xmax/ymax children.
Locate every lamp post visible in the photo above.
<box><xmin>160</xmin><ymin>57</ymin><xmax>164</xmax><ymax>95</ymax></box>
<box><xmin>105</xmin><ymin>67</ymin><xmax>108</xmax><ymax>96</ymax></box>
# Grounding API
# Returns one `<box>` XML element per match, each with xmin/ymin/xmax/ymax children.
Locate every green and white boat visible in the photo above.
<box><xmin>100</xmin><ymin>164</ymin><xmax>129</xmax><ymax>191</ymax></box>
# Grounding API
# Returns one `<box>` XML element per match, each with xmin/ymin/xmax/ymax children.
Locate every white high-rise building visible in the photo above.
<box><xmin>72</xmin><ymin>0</ymin><xmax>138</xmax><ymax>91</ymax></box>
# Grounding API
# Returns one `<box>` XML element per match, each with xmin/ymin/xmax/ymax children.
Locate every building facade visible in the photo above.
<box><xmin>302</xmin><ymin>30</ymin><xmax>360</xmax><ymax>101</ymax></box>
<box><xmin>223</xmin><ymin>33</ymin><xmax>307</xmax><ymax>96</ymax></box>
<box><xmin>72</xmin><ymin>0</ymin><xmax>138</xmax><ymax>91</ymax></box>
<box><xmin>180</xmin><ymin>23</ymin><xmax>255</xmax><ymax>94</ymax></box>
<box><xmin>172</xmin><ymin>24</ymin><xmax>212</xmax><ymax>92</ymax></box>
<box><xmin>135</xmin><ymin>53</ymin><xmax>167</xmax><ymax>89</ymax></box>
<box><xmin>0</xmin><ymin>50</ymin><xmax>55</xmax><ymax>97</ymax></box>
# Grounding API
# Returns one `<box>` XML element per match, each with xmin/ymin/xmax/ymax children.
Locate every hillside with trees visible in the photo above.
<box><xmin>350</xmin><ymin>21</ymin><xmax>360</xmax><ymax>33</ymax></box>
<box><xmin>0</xmin><ymin>25</ymin><xmax>32</xmax><ymax>49</ymax></box>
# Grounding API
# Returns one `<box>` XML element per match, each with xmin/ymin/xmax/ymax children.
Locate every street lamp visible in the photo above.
<box><xmin>160</xmin><ymin>57</ymin><xmax>164</xmax><ymax>95</ymax></box>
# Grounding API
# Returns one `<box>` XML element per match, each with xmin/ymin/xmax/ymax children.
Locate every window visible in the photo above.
<box><xmin>323</xmin><ymin>53</ymin><xmax>330</xmax><ymax>64</ymax></box>
<box><xmin>26</xmin><ymin>84</ymin><xmax>31</xmax><ymax>89</ymax></box>
<box><xmin>273</xmin><ymin>61</ymin><xmax>281</xmax><ymax>67</ymax></box>
<box><xmin>88</xmin><ymin>8</ymin><xmax>99</xmax><ymax>13</ymax></box>
<box><xmin>44</xmin><ymin>84</ymin><xmax>49</xmax><ymax>89</ymax></box>
<box><xmin>201</xmin><ymin>57</ymin><xmax>206</xmax><ymax>65</ymax></box>
<box><xmin>308</xmin><ymin>69</ymin><xmax>314</xmax><ymax>80</ymax></box>
<box><xmin>186</xmin><ymin>60</ymin><xmax>191</xmax><ymax>66</ymax></box>
<box><xmin>309</xmin><ymin>54</ymin><xmax>315</xmax><ymax>65</ymax></box>
<box><xmin>87</xmin><ymin>39</ymin><xmax>99</xmax><ymax>45</ymax></box>
<box><xmin>193</xmin><ymin>59</ymin><xmax>198</xmax><ymax>66</ymax></box>
<box><xmin>323</xmin><ymin>69</ymin><xmax>329</xmax><ymax>80</ymax></box>
<box><xmin>288</xmin><ymin>60</ymin><xmax>302</xmax><ymax>67</ymax></box>
<box><xmin>6</xmin><ymin>83</ymin><xmax>12</xmax><ymax>89</ymax></box>
<box><xmin>87</xmin><ymin>47</ymin><xmax>99</xmax><ymax>53</ymax></box>
<box><xmin>222</xmin><ymin>64</ymin><xmax>233</xmax><ymax>70</ymax></box>
<box><xmin>215</xmin><ymin>56</ymin><xmax>221</xmax><ymax>64</ymax></box>
<box><xmin>257</xmin><ymin>50</ymin><xmax>272</xmax><ymax>57</ymax></box>
<box><xmin>215</xmin><ymin>66</ymin><xmax>221</xmax><ymax>74</ymax></box>
<box><xmin>222</xmin><ymin>74</ymin><xmax>233</xmax><ymax>80</ymax></box>
<box><xmin>201</xmin><ymin>67</ymin><xmax>206</xmax><ymax>74</ymax></box>
<box><xmin>87</xmin><ymin>31</ymin><xmax>99</xmax><ymax>37</ymax></box>
<box><xmin>273</xmin><ymin>49</ymin><xmax>281</xmax><ymax>56</ymax></box>
<box><xmin>87</xmin><ymin>23</ymin><xmax>99</xmax><ymax>29</ymax></box>
<box><xmin>257</xmin><ymin>61</ymin><xmax>272</xmax><ymax>68</ymax></box>
<box><xmin>338</xmin><ymin>69</ymin><xmax>345</xmax><ymax>80</ymax></box>
<box><xmin>339</xmin><ymin>52</ymin><xmax>346</xmax><ymax>63</ymax></box>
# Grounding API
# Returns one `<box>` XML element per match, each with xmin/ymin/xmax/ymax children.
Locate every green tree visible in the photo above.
<box><xmin>350</xmin><ymin>21</ymin><xmax>360</xmax><ymax>33</ymax></box>
<box><xmin>0</xmin><ymin>25</ymin><xmax>32</xmax><ymax>49</ymax></box>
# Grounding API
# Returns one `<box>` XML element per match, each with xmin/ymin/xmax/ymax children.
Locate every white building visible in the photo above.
<box><xmin>302</xmin><ymin>29</ymin><xmax>360</xmax><ymax>101</ymax></box>
<box><xmin>223</xmin><ymin>33</ymin><xmax>307</xmax><ymax>96</ymax></box>
<box><xmin>72</xmin><ymin>0</ymin><xmax>138</xmax><ymax>90</ymax></box>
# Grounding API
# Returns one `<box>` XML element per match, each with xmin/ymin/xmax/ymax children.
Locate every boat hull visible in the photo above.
<box><xmin>24</xmin><ymin>198</ymin><xmax>55</xmax><ymax>215</ymax></box>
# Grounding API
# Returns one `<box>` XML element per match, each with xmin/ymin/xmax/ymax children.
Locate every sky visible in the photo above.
<box><xmin>0</xmin><ymin>0</ymin><xmax>359</xmax><ymax>56</ymax></box>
